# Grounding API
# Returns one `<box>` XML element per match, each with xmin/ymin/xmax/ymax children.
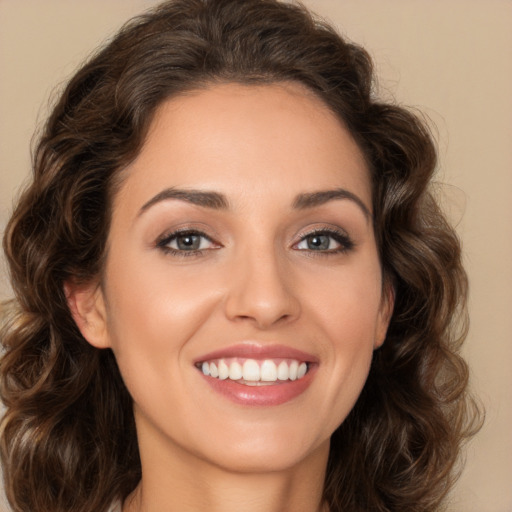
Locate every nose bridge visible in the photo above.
<box><xmin>224</xmin><ymin>237</ymin><xmax>300</xmax><ymax>328</ymax></box>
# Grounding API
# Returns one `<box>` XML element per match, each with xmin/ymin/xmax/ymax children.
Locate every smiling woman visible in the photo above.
<box><xmin>74</xmin><ymin>83</ymin><xmax>391</xmax><ymax>488</ymax></box>
<box><xmin>0</xmin><ymin>1</ymin><xmax>481</xmax><ymax>512</ymax></box>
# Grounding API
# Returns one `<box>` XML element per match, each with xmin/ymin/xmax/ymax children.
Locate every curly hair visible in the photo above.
<box><xmin>0</xmin><ymin>1</ymin><xmax>481</xmax><ymax>511</ymax></box>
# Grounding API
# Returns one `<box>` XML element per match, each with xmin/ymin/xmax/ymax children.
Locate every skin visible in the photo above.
<box><xmin>68</xmin><ymin>82</ymin><xmax>393</xmax><ymax>512</ymax></box>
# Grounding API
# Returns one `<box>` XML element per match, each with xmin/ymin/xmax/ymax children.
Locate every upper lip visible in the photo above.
<box><xmin>194</xmin><ymin>342</ymin><xmax>319</xmax><ymax>364</ymax></box>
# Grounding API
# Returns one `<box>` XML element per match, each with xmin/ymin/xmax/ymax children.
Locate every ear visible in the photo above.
<box><xmin>64</xmin><ymin>279</ymin><xmax>111</xmax><ymax>349</ymax></box>
<box><xmin>374</xmin><ymin>281</ymin><xmax>395</xmax><ymax>349</ymax></box>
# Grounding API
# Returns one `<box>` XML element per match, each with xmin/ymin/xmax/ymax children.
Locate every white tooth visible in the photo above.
<box><xmin>242</xmin><ymin>359</ymin><xmax>260</xmax><ymax>381</ymax></box>
<box><xmin>201</xmin><ymin>361</ymin><xmax>210</xmax><ymax>376</ymax></box>
<box><xmin>229</xmin><ymin>361</ymin><xmax>243</xmax><ymax>380</ymax></box>
<box><xmin>297</xmin><ymin>362</ymin><xmax>307</xmax><ymax>379</ymax></box>
<box><xmin>209</xmin><ymin>362</ymin><xmax>219</xmax><ymax>378</ymax></box>
<box><xmin>218</xmin><ymin>360</ymin><xmax>229</xmax><ymax>380</ymax></box>
<box><xmin>289</xmin><ymin>360</ymin><xmax>299</xmax><ymax>381</ymax></box>
<box><xmin>260</xmin><ymin>360</ymin><xmax>277</xmax><ymax>381</ymax></box>
<box><xmin>277</xmin><ymin>361</ymin><xmax>289</xmax><ymax>380</ymax></box>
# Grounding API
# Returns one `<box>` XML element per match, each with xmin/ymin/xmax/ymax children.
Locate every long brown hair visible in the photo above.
<box><xmin>1</xmin><ymin>1</ymin><xmax>481</xmax><ymax>511</ymax></box>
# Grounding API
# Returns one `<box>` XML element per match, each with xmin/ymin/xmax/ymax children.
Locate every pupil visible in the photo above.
<box><xmin>308</xmin><ymin>235</ymin><xmax>329</xmax><ymax>250</ymax></box>
<box><xmin>178</xmin><ymin>235</ymin><xmax>199</xmax><ymax>250</ymax></box>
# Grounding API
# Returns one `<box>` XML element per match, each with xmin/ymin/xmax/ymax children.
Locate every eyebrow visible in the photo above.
<box><xmin>138</xmin><ymin>186</ymin><xmax>371</xmax><ymax>219</ymax></box>
<box><xmin>293</xmin><ymin>188</ymin><xmax>371</xmax><ymax>219</ymax></box>
<box><xmin>139</xmin><ymin>188</ymin><xmax>229</xmax><ymax>215</ymax></box>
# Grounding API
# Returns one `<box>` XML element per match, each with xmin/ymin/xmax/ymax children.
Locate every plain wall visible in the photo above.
<box><xmin>1</xmin><ymin>1</ymin><xmax>511</xmax><ymax>511</ymax></box>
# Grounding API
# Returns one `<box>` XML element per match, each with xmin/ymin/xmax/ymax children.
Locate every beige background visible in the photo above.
<box><xmin>0</xmin><ymin>1</ymin><xmax>511</xmax><ymax>511</ymax></box>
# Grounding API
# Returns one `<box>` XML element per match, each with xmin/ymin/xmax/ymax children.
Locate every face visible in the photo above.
<box><xmin>71</xmin><ymin>82</ymin><xmax>392</xmax><ymax>475</ymax></box>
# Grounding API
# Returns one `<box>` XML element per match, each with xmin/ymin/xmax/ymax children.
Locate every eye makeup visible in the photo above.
<box><xmin>156</xmin><ymin>228</ymin><xmax>221</xmax><ymax>257</ymax></box>
<box><xmin>293</xmin><ymin>227</ymin><xmax>355</xmax><ymax>255</ymax></box>
<box><xmin>155</xmin><ymin>223</ymin><xmax>355</xmax><ymax>259</ymax></box>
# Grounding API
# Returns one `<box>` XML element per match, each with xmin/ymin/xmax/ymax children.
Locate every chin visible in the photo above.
<box><xmin>190</xmin><ymin>422</ymin><xmax>332</xmax><ymax>475</ymax></box>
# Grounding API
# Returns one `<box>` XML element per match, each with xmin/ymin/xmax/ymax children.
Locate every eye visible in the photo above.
<box><xmin>295</xmin><ymin>229</ymin><xmax>354</xmax><ymax>254</ymax></box>
<box><xmin>157</xmin><ymin>230</ymin><xmax>219</xmax><ymax>256</ymax></box>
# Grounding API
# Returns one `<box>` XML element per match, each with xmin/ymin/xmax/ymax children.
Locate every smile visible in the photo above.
<box><xmin>198</xmin><ymin>358</ymin><xmax>309</xmax><ymax>384</ymax></box>
<box><xmin>195</xmin><ymin>343</ymin><xmax>317</xmax><ymax>406</ymax></box>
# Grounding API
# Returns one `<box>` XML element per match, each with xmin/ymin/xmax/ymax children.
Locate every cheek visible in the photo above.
<box><xmin>308</xmin><ymin>257</ymin><xmax>383</xmax><ymax>342</ymax></box>
<box><xmin>319</xmin><ymin>293</ymin><xmax>379</xmax><ymax>382</ymax></box>
<box><xmin>101</xmin><ymin>258</ymin><xmax>223</xmax><ymax>418</ymax></box>
<box><xmin>303</xmin><ymin>261</ymin><xmax>382</xmax><ymax>424</ymax></box>
<box><xmin>105</xmin><ymin>253</ymin><xmax>219</xmax><ymax>339</ymax></box>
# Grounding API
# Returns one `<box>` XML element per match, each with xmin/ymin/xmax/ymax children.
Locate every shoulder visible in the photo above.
<box><xmin>108</xmin><ymin>501</ymin><xmax>122</xmax><ymax>512</ymax></box>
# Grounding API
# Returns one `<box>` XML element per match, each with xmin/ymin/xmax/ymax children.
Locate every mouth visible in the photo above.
<box><xmin>194</xmin><ymin>344</ymin><xmax>317</xmax><ymax>406</ymax></box>
<box><xmin>196</xmin><ymin>358</ymin><xmax>309</xmax><ymax>385</ymax></box>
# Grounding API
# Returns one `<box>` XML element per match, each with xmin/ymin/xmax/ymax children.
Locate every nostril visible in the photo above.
<box><xmin>223</xmin><ymin>260</ymin><xmax>301</xmax><ymax>327</ymax></box>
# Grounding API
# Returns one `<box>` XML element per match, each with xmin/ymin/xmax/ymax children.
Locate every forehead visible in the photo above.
<box><xmin>115</xmin><ymin>82</ymin><xmax>371</xmax><ymax>213</ymax></box>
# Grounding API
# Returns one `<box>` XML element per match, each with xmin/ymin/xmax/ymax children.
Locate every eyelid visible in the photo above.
<box><xmin>292</xmin><ymin>226</ymin><xmax>355</xmax><ymax>254</ymax></box>
<box><xmin>156</xmin><ymin>227</ymin><xmax>222</xmax><ymax>256</ymax></box>
<box><xmin>154</xmin><ymin>223</ymin><xmax>354</xmax><ymax>258</ymax></box>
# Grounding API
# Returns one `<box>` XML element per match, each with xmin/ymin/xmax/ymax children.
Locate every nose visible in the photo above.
<box><xmin>224</xmin><ymin>247</ymin><xmax>301</xmax><ymax>329</ymax></box>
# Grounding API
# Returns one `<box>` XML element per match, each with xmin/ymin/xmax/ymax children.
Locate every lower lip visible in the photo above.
<box><xmin>200</xmin><ymin>366</ymin><xmax>316</xmax><ymax>406</ymax></box>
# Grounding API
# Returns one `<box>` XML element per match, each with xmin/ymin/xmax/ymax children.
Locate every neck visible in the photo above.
<box><xmin>123</xmin><ymin>429</ymin><xmax>330</xmax><ymax>512</ymax></box>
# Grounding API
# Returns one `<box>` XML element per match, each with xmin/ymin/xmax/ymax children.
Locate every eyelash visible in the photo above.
<box><xmin>156</xmin><ymin>229</ymin><xmax>219</xmax><ymax>258</ymax></box>
<box><xmin>156</xmin><ymin>227</ymin><xmax>355</xmax><ymax>258</ymax></box>
<box><xmin>294</xmin><ymin>228</ymin><xmax>355</xmax><ymax>255</ymax></box>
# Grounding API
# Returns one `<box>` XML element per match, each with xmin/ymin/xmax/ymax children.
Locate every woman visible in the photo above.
<box><xmin>0</xmin><ymin>1</ymin><xmax>481</xmax><ymax>511</ymax></box>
